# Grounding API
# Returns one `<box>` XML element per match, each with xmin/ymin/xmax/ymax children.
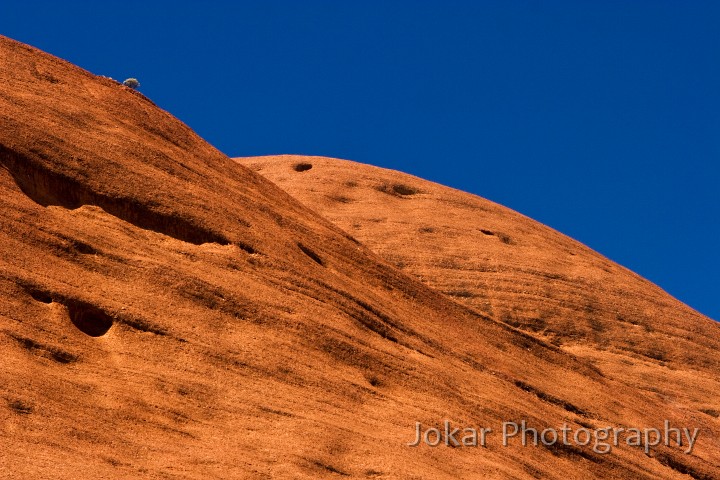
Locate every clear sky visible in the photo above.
<box><xmin>2</xmin><ymin>1</ymin><xmax>718</xmax><ymax>320</ymax></box>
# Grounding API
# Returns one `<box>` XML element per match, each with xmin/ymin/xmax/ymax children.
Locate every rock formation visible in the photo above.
<box><xmin>1</xmin><ymin>35</ymin><xmax>718</xmax><ymax>478</ymax></box>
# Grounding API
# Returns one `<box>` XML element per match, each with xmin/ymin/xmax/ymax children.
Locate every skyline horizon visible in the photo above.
<box><xmin>2</xmin><ymin>1</ymin><xmax>717</xmax><ymax>320</ymax></box>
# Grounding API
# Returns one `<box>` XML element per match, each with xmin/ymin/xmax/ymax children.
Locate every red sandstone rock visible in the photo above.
<box><xmin>1</xmin><ymin>35</ymin><xmax>718</xmax><ymax>479</ymax></box>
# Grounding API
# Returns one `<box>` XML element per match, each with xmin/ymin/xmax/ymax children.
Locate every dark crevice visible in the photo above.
<box><xmin>376</xmin><ymin>183</ymin><xmax>420</xmax><ymax>197</ymax></box>
<box><xmin>8</xmin><ymin>399</ymin><xmax>33</xmax><ymax>415</ymax></box>
<box><xmin>71</xmin><ymin>239</ymin><xmax>96</xmax><ymax>255</ymax></box>
<box><xmin>18</xmin><ymin>281</ymin><xmax>54</xmax><ymax>304</ymax></box>
<box><xmin>236</xmin><ymin>241</ymin><xmax>258</xmax><ymax>255</ymax></box>
<box><xmin>543</xmin><ymin>440</ymin><xmax>601</xmax><ymax>464</ymax></box>
<box><xmin>258</xmin><ymin>405</ymin><xmax>294</xmax><ymax>417</ymax></box>
<box><xmin>280</xmin><ymin>274</ymin><xmax>412</xmax><ymax>345</ymax></box>
<box><xmin>40</xmin><ymin>233</ymin><xmax>99</xmax><ymax>258</ymax></box>
<box><xmin>119</xmin><ymin>317</ymin><xmax>167</xmax><ymax>336</ymax></box>
<box><xmin>298</xmin><ymin>243</ymin><xmax>324</xmax><ymax>266</ymax></box>
<box><xmin>344</xmin><ymin>233</ymin><xmax>361</xmax><ymax>245</ymax></box>
<box><xmin>655</xmin><ymin>453</ymin><xmax>714</xmax><ymax>480</ymax></box>
<box><xmin>0</xmin><ymin>145</ymin><xmax>231</xmax><ymax>246</ymax></box>
<box><xmin>445</xmin><ymin>289</ymin><xmax>478</xmax><ymax>298</ymax></box>
<box><xmin>172</xmin><ymin>276</ymin><xmax>257</xmax><ymax>318</ymax></box>
<box><xmin>311</xmin><ymin>277</ymin><xmax>428</xmax><ymax>342</ymax></box>
<box><xmin>311</xmin><ymin>461</ymin><xmax>349</xmax><ymax>477</ymax></box>
<box><xmin>699</xmin><ymin>408</ymin><xmax>719</xmax><ymax>418</ymax></box>
<box><xmin>9</xmin><ymin>333</ymin><xmax>79</xmax><ymax>364</ymax></box>
<box><xmin>354</xmin><ymin>298</ymin><xmax>402</xmax><ymax>331</ymax></box>
<box><xmin>328</xmin><ymin>194</ymin><xmax>352</xmax><ymax>204</ymax></box>
<box><xmin>514</xmin><ymin>380</ymin><xmax>589</xmax><ymax>417</ymax></box>
<box><xmin>391</xmin><ymin>184</ymin><xmax>418</xmax><ymax>196</ymax></box>
<box><xmin>355</xmin><ymin>311</ymin><xmax>399</xmax><ymax>343</ymax></box>
<box><xmin>346</xmin><ymin>298</ymin><xmax>401</xmax><ymax>343</ymax></box>
<box><xmin>28</xmin><ymin>289</ymin><xmax>53</xmax><ymax>304</ymax></box>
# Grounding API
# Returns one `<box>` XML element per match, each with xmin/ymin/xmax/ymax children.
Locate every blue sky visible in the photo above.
<box><xmin>2</xmin><ymin>1</ymin><xmax>718</xmax><ymax>320</ymax></box>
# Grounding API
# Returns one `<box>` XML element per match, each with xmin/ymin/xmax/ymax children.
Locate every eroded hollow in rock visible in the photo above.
<box><xmin>391</xmin><ymin>184</ymin><xmax>418</xmax><ymax>196</ymax></box>
<box><xmin>29</xmin><ymin>289</ymin><xmax>53</xmax><ymax>304</ymax></box>
<box><xmin>294</xmin><ymin>163</ymin><xmax>313</xmax><ymax>172</ymax></box>
<box><xmin>298</xmin><ymin>243</ymin><xmax>324</xmax><ymax>266</ymax></box>
<box><xmin>0</xmin><ymin>146</ymin><xmax>231</xmax><ymax>246</ymax></box>
<box><xmin>376</xmin><ymin>183</ymin><xmax>420</xmax><ymax>197</ymax></box>
<box><xmin>67</xmin><ymin>301</ymin><xmax>113</xmax><ymax>337</ymax></box>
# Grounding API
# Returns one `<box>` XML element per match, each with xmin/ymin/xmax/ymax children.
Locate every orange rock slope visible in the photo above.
<box><xmin>1</xmin><ymin>35</ymin><xmax>718</xmax><ymax>479</ymax></box>
<box><xmin>244</xmin><ymin>155</ymin><xmax>720</xmax><ymax>434</ymax></box>
<box><xmin>241</xmin><ymin>156</ymin><xmax>720</xmax><ymax>412</ymax></box>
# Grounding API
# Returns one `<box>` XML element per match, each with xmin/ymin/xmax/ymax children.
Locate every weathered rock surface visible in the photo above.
<box><xmin>1</xmin><ymin>35</ymin><xmax>718</xmax><ymax>479</ymax></box>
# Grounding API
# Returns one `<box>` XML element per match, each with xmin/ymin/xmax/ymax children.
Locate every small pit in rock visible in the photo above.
<box><xmin>67</xmin><ymin>301</ymin><xmax>113</xmax><ymax>337</ymax></box>
<box><xmin>294</xmin><ymin>163</ymin><xmax>313</xmax><ymax>172</ymax></box>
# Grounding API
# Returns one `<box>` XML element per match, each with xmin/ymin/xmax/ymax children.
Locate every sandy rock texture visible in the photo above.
<box><xmin>0</xmin><ymin>35</ymin><xmax>718</xmax><ymax>479</ymax></box>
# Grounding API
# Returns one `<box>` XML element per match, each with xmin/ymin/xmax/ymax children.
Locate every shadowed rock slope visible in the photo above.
<box><xmin>1</xmin><ymin>36</ymin><xmax>718</xmax><ymax>479</ymax></box>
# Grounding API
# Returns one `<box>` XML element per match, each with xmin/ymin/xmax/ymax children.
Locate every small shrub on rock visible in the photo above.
<box><xmin>123</xmin><ymin>78</ymin><xmax>140</xmax><ymax>89</ymax></box>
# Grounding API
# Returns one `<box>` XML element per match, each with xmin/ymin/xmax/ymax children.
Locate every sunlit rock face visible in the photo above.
<box><xmin>1</xmin><ymin>35</ymin><xmax>718</xmax><ymax>479</ymax></box>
